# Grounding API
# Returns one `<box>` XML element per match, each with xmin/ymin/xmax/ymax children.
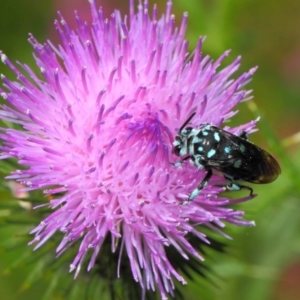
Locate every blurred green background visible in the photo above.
<box><xmin>0</xmin><ymin>0</ymin><xmax>300</xmax><ymax>299</ymax></box>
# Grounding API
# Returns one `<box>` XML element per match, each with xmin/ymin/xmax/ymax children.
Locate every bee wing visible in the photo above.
<box><xmin>205</xmin><ymin>128</ymin><xmax>281</xmax><ymax>183</ymax></box>
<box><xmin>247</xmin><ymin>148</ymin><xmax>281</xmax><ymax>183</ymax></box>
<box><xmin>206</xmin><ymin>152</ymin><xmax>280</xmax><ymax>184</ymax></box>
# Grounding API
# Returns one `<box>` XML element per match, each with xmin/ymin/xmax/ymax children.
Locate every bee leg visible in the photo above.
<box><xmin>183</xmin><ymin>169</ymin><xmax>212</xmax><ymax>205</ymax></box>
<box><xmin>171</xmin><ymin>156</ymin><xmax>190</xmax><ymax>167</ymax></box>
<box><xmin>225</xmin><ymin>180</ymin><xmax>253</xmax><ymax>196</ymax></box>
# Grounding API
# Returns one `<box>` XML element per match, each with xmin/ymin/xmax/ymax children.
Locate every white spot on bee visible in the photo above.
<box><xmin>224</xmin><ymin>146</ymin><xmax>231</xmax><ymax>154</ymax></box>
<box><xmin>191</xmin><ymin>129</ymin><xmax>200</xmax><ymax>135</ymax></box>
<box><xmin>180</xmin><ymin>146</ymin><xmax>187</xmax><ymax>156</ymax></box>
<box><xmin>198</xmin><ymin>146</ymin><xmax>203</xmax><ymax>152</ymax></box>
<box><xmin>189</xmin><ymin>143</ymin><xmax>194</xmax><ymax>155</ymax></box>
<box><xmin>190</xmin><ymin>188</ymin><xmax>200</xmax><ymax>200</ymax></box>
<box><xmin>173</xmin><ymin>140</ymin><xmax>180</xmax><ymax>146</ymax></box>
<box><xmin>214</xmin><ymin>132</ymin><xmax>220</xmax><ymax>141</ymax></box>
<box><xmin>193</xmin><ymin>136</ymin><xmax>203</xmax><ymax>143</ymax></box>
<box><xmin>233</xmin><ymin>159</ymin><xmax>242</xmax><ymax>168</ymax></box>
<box><xmin>207</xmin><ymin>149</ymin><xmax>216</xmax><ymax>158</ymax></box>
<box><xmin>231</xmin><ymin>183</ymin><xmax>240</xmax><ymax>190</ymax></box>
<box><xmin>202</xmin><ymin>131</ymin><xmax>208</xmax><ymax>136</ymax></box>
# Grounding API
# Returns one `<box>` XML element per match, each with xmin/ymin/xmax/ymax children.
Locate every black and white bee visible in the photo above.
<box><xmin>173</xmin><ymin>112</ymin><xmax>281</xmax><ymax>204</ymax></box>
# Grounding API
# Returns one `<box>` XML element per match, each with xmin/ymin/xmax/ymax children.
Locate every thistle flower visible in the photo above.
<box><xmin>0</xmin><ymin>0</ymin><xmax>258</xmax><ymax>299</ymax></box>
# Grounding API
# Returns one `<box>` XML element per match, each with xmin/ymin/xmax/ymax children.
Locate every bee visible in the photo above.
<box><xmin>173</xmin><ymin>112</ymin><xmax>281</xmax><ymax>204</ymax></box>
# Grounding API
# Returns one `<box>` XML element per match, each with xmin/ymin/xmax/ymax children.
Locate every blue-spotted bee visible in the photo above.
<box><xmin>173</xmin><ymin>113</ymin><xmax>281</xmax><ymax>204</ymax></box>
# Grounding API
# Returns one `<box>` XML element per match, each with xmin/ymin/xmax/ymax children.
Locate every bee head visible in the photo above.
<box><xmin>173</xmin><ymin>127</ymin><xmax>192</xmax><ymax>156</ymax></box>
<box><xmin>173</xmin><ymin>113</ymin><xmax>195</xmax><ymax>156</ymax></box>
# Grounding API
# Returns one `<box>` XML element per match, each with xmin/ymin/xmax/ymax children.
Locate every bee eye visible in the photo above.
<box><xmin>173</xmin><ymin>146</ymin><xmax>180</xmax><ymax>156</ymax></box>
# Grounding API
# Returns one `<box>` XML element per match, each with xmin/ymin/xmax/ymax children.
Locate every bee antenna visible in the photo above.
<box><xmin>179</xmin><ymin>112</ymin><xmax>196</xmax><ymax>133</ymax></box>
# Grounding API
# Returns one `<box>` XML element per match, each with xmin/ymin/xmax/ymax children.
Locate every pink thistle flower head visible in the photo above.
<box><xmin>0</xmin><ymin>0</ymin><xmax>258</xmax><ymax>298</ymax></box>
